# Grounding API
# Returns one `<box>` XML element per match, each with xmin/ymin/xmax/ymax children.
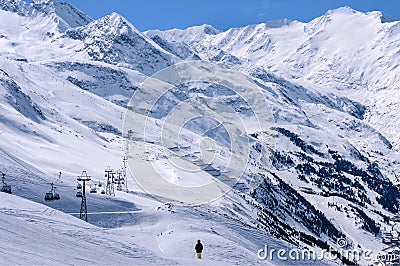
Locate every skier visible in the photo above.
<box><xmin>195</xmin><ymin>240</ymin><xmax>203</xmax><ymax>259</ymax></box>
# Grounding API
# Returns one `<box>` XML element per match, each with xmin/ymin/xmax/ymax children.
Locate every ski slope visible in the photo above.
<box><xmin>1</xmin><ymin>186</ymin><xmax>328</xmax><ymax>265</ymax></box>
<box><xmin>1</xmin><ymin>0</ymin><xmax>400</xmax><ymax>265</ymax></box>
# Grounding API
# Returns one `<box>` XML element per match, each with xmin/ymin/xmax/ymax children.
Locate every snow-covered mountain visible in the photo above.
<box><xmin>0</xmin><ymin>0</ymin><xmax>91</xmax><ymax>31</ymax></box>
<box><xmin>1</xmin><ymin>1</ymin><xmax>400</xmax><ymax>265</ymax></box>
<box><xmin>147</xmin><ymin>6</ymin><xmax>400</xmax><ymax>149</ymax></box>
<box><xmin>64</xmin><ymin>12</ymin><xmax>177</xmax><ymax>75</ymax></box>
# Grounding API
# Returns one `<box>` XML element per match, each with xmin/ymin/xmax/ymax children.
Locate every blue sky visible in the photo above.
<box><xmin>58</xmin><ymin>0</ymin><xmax>399</xmax><ymax>31</ymax></box>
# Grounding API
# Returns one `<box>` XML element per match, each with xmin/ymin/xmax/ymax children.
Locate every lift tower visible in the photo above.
<box><xmin>105</xmin><ymin>167</ymin><xmax>115</xmax><ymax>196</ymax></box>
<box><xmin>115</xmin><ymin>170</ymin><xmax>123</xmax><ymax>191</ymax></box>
<box><xmin>123</xmin><ymin>137</ymin><xmax>129</xmax><ymax>192</ymax></box>
<box><xmin>123</xmin><ymin>155</ymin><xmax>128</xmax><ymax>192</ymax></box>
<box><xmin>77</xmin><ymin>171</ymin><xmax>91</xmax><ymax>222</ymax></box>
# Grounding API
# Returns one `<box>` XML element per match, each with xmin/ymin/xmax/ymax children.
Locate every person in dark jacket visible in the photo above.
<box><xmin>195</xmin><ymin>240</ymin><xmax>203</xmax><ymax>259</ymax></box>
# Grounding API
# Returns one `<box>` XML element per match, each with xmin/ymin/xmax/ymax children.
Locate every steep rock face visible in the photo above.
<box><xmin>47</xmin><ymin>61</ymin><xmax>145</xmax><ymax>107</ymax></box>
<box><xmin>0</xmin><ymin>69</ymin><xmax>45</xmax><ymax>122</ymax></box>
<box><xmin>65</xmin><ymin>13</ymin><xmax>176</xmax><ymax>75</ymax></box>
<box><xmin>149</xmin><ymin>34</ymin><xmax>200</xmax><ymax>60</ymax></box>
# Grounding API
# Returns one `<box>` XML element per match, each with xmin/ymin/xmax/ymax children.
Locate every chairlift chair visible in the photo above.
<box><xmin>45</xmin><ymin>192</ymin><xmax>54</xmax><ymax>201</ymax></box>
<box><xmin>77</xmin><ymin>183</ymin><xmax>82</xmax><ymax>190</ymax></box>
<box><xmin>90</xmin><ymin>186</ymin><xmax>97</xmax><ymax>193</ymax></box>
<box><xmin>76</xmin><ymin>191</ymin><xmax>83</xmax><ymax>197</ymax></box>
<box><xmin>53</xmin><ymin>192</ymin><xmax>60</xmax><ymax>200</ymax></box>
<box><xmin>1</xmin><ymin>173</ymin><xmax>12</xmax><ymax>194</ymax></box>
<box><xmin>53</xmin><ymin>186</ymin><xmax>60</xmax><ymax>200</ymax></box>
<box><xmin>1</xmin><ymin>184</ymin><xmax>12</xmax><ymax>194</ymax></box>
<box><xmin>45</xmin><ymin>183</ymin><xmax>60</xmax><ymax>201</ymax></box>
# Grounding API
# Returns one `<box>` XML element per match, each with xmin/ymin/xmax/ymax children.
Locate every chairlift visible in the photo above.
<box><xmin>45</xmin><ymin>183</ymin><xmax>60</xmax><ymax>201</ymax></box>
<box><xmin>90</xmin><ymin>186</ymin><xmax>97</xmax><ymax>193</ymax></box>
<box><xmin>45</xmin><ymin>192</ymin><xmax>54</xmax><ymax>201</ymax></box>
<box><xmin>1</xmin><ymin>184</ymin><xmax>12</xmax><ymax>194</ymax></box>
<box><xmin>1</xmin><ymin>173</ymin><xmax>12</xmax><ymax>194</ymax></box>
<box><xmin>53</xmin><ymin>190</ymin><xmax>60</xmax><ymax>200</ymax></box>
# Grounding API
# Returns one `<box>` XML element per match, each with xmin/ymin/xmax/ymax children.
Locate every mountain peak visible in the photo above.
<box><xmin>105</xmin><ymin>12</ymin><xmax>128</xmax><ymax>22</ymax></box>
<box><xmin>326</xmin><ymin>6</ymin><xmax>359</xmax><ymax>16</ymax></box>
<box><xmin>64</xmin><ymin>11</ymin><xmax>175</xmax><ymax>75</ymax></box>
<box><xmin>85</xmin><ymin>12</ymin><xmax>140</xmax><ymax>37</ymax></box>
<box><xmin>200</xmin><ymin>24</ymin><xmax>220</xmax><ymax>35</ymax></box>
<box><xmin>100</xmin><ymin>12</ymin><xmax>134</xmax><ymax>28</ymax></box>
<box><xmin>0</xmin><ymin>0</ymin><xmax>91</xmax><ymax>32</ymax></box>
<box><xmin>324</xmin><ymin>6</ymin><xmax>398</xmax><ymax>23</ymax></box>
<box><xmin>186</xmin><ymin>24</ymin><xmax>221</xmax><ymax>35</ymax></box>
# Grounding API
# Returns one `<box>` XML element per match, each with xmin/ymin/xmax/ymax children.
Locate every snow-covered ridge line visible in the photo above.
<box><xmin>0</xmin><ymin>0</ymin><xmax>92</xmax><ymax>31</ymax></box>
<box><xmin>149</xmin><ymin>6</ymin><xmax>400</xmax><ymax>148</ymax></box>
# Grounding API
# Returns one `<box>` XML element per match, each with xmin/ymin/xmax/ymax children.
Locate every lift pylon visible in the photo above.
<box><xmin>123</xmin><ymin>155</ymin><xmax>128</xmax><ymax>192</ymax></box>
<box><xmin>105</xmin><ymin>167</ymin><xmax>115</xmax><ymax>196</ymax></box>
<box><xmin>77</xmin><ymin>171</ymin><xmax>91</xmax><ymax>222</ymax></box>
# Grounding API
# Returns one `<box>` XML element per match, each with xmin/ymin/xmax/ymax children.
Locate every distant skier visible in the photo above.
<box><xmin>195</xmin><ymin>240</ymin><xmax>203</xmax><ymax>259</ymax></box>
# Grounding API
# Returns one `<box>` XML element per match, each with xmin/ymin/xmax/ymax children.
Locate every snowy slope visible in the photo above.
<box><xmin>0</xmin><ymin>57</ymin><xmax>299</xmax><ymax>264</ymax></box>
<box><xmin>1</xmin><ymin>1</ymin><xmax>400</xmax><ymax>265</ymax></box>
<box><xmin>0</xmin><ymin>23</ymin><xmax>326</xmax><ymax>266</ymax></box>
<box><xmin>0</xmin><ymin>192</ymin><xmax>170</xmax><ymax>265</ymax></box>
